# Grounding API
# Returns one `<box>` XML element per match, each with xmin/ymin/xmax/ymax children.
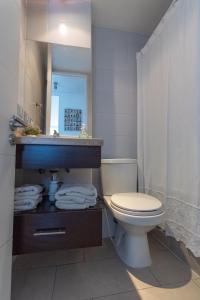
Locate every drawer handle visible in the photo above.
<box><xmin>33</xmin><ymin>228</ymin><xmax>66</xmax><ymax>237</ymax></box>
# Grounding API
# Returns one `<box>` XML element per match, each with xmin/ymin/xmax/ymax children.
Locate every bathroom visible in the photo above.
<box><xmin>1</xmin><ymin>0</ymin><xmax>200</xmax><ymax>299</ymax></box>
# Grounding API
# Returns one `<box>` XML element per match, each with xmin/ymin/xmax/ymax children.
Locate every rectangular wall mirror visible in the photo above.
<box><xmin>47</xmin><ymin>43</ymin><xmax>92</xmax><ymax>137</ymax></box>
<box><xmin>20</xmin><ymin>0</ymin><xmax>92</xmax><ymax>137</ymax></box>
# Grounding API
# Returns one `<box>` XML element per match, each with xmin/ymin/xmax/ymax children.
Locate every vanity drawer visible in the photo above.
<box><xmin>13</xmin><ymin>209</ymin><xmax>102</xmax><ymax>254</ymax></box>
<box><xmin>16</xmin><ymin>144</ymin><xmax>101</xmax><ymax>169</ymax></box>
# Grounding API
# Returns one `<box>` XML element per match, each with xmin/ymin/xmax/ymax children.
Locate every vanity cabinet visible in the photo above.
<box><xmin>13</xmin><ymin>137</ymin><xmax>103</xmax><ymax>254</ymax></box>
<box><xmin>13</xmin><ymin>199</ymin><xmax>102</xmax><ymax>254</ymax></box>
<box><xmin>15</xmin><ymin>137</ymin><xmax>103</xmax><ymax>169</ymax></box>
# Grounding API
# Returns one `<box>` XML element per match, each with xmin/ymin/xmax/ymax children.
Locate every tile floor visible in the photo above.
<box><xmin>11</xmin><ymin>236</ymin><xmax>200</xmax><ymax>300</ymax></box>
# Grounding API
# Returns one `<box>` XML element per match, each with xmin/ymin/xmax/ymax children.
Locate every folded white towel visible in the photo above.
<box><xmin>55</xmin><ymin>193</ymin><xmax>97</xmax><ymax>204</ymax></box>
<box><xmin>15</xmin><ymin>185</ymin><xmax>43</xmax><ymax>196</ymax></box>
<box><xmin>15</xmin><ymin>193</ymin><xmax>43</xmax><ymax>201</ymax></box>
<box><xmin>14</xmin><ymin>196</ymin><xmax>42</xmax><ymax>212</ymax></box>
<box><xmin>55</xmin><ymin>201</ymin><xmax>89</xmax><ymax>210</ymax></box>
<box><xmin>14</xmin><ymin>196</ymin><xmax>42</xmax><ymax>205</ymax></box>
<box><xmin>54</xmin><ymin>198</ymin><xmax>97</xmax><ymax>207</ymax></box>
<box><xmin>14</xmin><ymin>195</ymin><xmax>42</xmax><ymax>211</ymax></box>
<box><xmin>56</xmin><ymin>184</ymin><xmax>97</xmax><ymax>198</ymax></box>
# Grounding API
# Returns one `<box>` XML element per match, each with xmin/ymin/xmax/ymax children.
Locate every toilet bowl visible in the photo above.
<box><xmin>101</xmin><ymin>159</ymin><xmax>165</xmax><ymax>268</ymax></box>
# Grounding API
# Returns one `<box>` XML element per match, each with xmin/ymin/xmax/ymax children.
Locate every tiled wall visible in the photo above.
<box><xmin>93</xmin><ymin>27</ymin><xmax>147</xmax><ymax>159</ymax></box>
<box><xmin>92</xmin><ymin>27</ymin><xmax>147</xmax><ymax>237</ymax></box>
<box><xmin>0</xmin><ymin>0</ymin><xmax>23</xmax><ymax>298</ymax></box>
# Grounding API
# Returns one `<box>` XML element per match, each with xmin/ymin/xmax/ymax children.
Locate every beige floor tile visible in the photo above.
<box><xmin>194</xmin><ymin>277</ymin><xmax>200</xmax><ymax>288</ymax></box>
<box><xmin>12</xmin><ymin>267</ymin><xmax>56</xmax><ymax>300</ymax></box>
<box><xmin>148</xmin><ymin>236</ymin><xmax>168</xmax><ymax>253</ymax></box>
<box><xmin>127</xmin><ymin>267</ymin><xmax>160</xmax><ymax>290</ymax></box>
<box><xmin>11</xmin><ymin>268</ymin><xmax>28</xmax><ymax>300</ymax></box>
<box><xmin>93</xmin><ymin>290</ymin><xmax>141</xmax><ymax>300</ymax></box>
<box><xmin>191</xmin><ymin>270</ymin><xmax>200</xmax><ymax>280</ymax></box>
<box><xmin>84</xmin><ymin>239</ymin><xmax>117</xmax><ymax>262</ymax></box>
<box><xmin>150</xmin><ymin>248</ymin><xmax>193</xmax><ymax>285</ymax></box>
<box><xmin>13</xmin><ymin>248</ymin><xmax>84</xmax><ymax>269</ymax></box>
<box><xmin>138</xmin><ymin>281</ymin><xmax>200</xmax><ymax>300</ymax></box>
<box><xmin>53</xmin><ymin>259</ymin><xmax>135</xmax><ymax>300</ymax></box>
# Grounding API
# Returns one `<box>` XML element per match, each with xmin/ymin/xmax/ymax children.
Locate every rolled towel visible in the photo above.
<box><xmin>55</xmin><ymin>201</ymin><xmax>89</xmax><ymax>210</ymax></box>
<box><xmin>55</xmin><ymin>184</ymin><xmax>97</xmax><ymax>198</ymax></box>
<box><xmin>14</xmin><ymin>196</ymin><xmax>42</xmax><ymax>212</ymax></box>
<box><xmin>15</xmin><ymin>184</ymin><xmax>43</xmax><ymax>196</ymax></box>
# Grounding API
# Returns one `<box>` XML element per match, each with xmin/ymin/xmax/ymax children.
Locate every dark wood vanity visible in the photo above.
<box><xmin>13</xmin><ymin>137</ymin><xmax>103</xmax><ymax>255</ymax></box>
<box><xmin>13</xmin><ymin>197</ymin><xmax>102</xmax><ymax>255</ymax></box>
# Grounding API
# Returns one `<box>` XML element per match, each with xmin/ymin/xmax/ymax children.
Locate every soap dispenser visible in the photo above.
<box><xmin>79</xmin><ymin>123</ymin><xmax>89</xmax><ymax>138</ymax></box>
<box><xmin>48</xmin><ymin>170</ymin><xmax>60</xmax><ymax>202</ymax></box>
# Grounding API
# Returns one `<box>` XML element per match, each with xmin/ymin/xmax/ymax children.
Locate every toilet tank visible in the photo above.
<box><xmin>101</xmin><ymin>159</ymin><xmax>137</xmax><ymax>196</ymax></box>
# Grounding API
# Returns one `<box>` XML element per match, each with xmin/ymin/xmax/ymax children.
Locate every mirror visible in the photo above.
<box><xmin>21</xmin><ymin>0</ymin><xmax>92</xmax><ymax>137</ymax></box>
<box><xmin>47</xmin><ymin>43</ymin><xmax>92</xmax><ymax>137</ymax></box>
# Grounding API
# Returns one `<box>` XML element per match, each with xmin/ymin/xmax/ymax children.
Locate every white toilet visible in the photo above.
<box><xmin>101</xmin><ymin>159</ymin><xmax>165</xmax><ymax>268</ymax></box>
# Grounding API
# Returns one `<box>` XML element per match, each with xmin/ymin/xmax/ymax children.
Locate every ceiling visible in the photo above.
<box><xmin>92</xmin><ymin>0</ymin><xmax>173</xmax><ymax>34</ymax></box>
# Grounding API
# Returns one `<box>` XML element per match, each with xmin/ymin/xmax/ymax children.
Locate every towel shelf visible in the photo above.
<box><xmin>13</xmin><ymin>197</ymin><xmax>102</xmax><ymax>254</ymax></box>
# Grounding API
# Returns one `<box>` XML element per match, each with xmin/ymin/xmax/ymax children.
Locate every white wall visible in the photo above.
<box><xmin>0</xmin><ymin>0</ymin><xmax>22</xmax><ymax>298</ymax></box>
<box><xmin>93</xmin><ymin>27</ymin><xmax>147</xmax><ymax>159</ymax></box>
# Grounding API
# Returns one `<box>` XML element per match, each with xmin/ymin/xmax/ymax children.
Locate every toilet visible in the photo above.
<box><xmin>101</xmin><ymin>159</ymin><xmax>165</xmax><ymax>268</ymax></box>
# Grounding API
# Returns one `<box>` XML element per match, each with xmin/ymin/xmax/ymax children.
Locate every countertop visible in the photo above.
<box><xmin>15</xmin><ymin>136</ymin><xmax>104</xmax><ymax>147</ymax></box>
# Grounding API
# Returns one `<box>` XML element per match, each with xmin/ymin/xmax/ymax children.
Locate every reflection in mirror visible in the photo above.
<box><xmin>21</xmin><ymin>40</ymin><xmax>47</xmax><ymax>130</ymax></box>
<box><xmin>50</xmin><ymin>73</ymin><xmax>88</xmax><ymax>137</ymax></box>
<box><xmin>46</xmin><ymin>43</ymin><xmax>92</xmax><ymax>137</ymax></box>
<box><xmin>24</xmin><ymin>40</ymin><xmax>92</xmax><ymax>137</ymax></box>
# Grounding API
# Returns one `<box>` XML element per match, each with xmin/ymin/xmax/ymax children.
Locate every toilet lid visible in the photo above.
<box><xmin>111</xmin><ymin>193</ymin><xmax>163</xmax><ymax>212</ymax></box>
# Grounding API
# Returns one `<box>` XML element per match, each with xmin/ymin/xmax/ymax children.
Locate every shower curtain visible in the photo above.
<box><xmin>137</xmin><ymin>0</ymin><xmax>200</xmax><ymax>256</ymax></box>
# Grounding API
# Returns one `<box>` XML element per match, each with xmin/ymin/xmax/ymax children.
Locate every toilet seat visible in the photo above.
<box><xmin>111</xmin><ymin>193</ymin><xmax>163</xmax><ymax>216</ymax></box>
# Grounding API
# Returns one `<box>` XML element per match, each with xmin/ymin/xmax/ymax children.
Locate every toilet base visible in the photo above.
<box><xmin>116</xmin><ymin>230</ymin><xmax>152</xmax><ymax>268</ymax></box>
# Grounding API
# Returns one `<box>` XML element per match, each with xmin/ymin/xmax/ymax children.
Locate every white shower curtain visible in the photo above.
<box><xmin>137</xmin><ymin>0</ymin><xmax>200</xmax><ymax>256</ymax></box>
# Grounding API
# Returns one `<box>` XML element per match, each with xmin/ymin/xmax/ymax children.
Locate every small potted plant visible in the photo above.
<box><xmin>22</xmin><ymin>125</ymin><xmax>41</xmax><ymax>136</ymax></box>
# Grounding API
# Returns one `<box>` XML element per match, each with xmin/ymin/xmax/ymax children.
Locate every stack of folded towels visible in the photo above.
<box><xmin>14</xmin><ymin>184</ymin><xmax>43</xmax><ymax>212</ymax></box>
<box><xmin>55</xmin><ymin>184</ymin><xmax>97</xmax><ymax>210</ymax></box>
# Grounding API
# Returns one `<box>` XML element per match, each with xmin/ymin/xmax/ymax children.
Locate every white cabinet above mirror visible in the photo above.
<box><xmin>26</xmin><ymin>0</ymin><xmax>91</xmax><ymax>49</ymax></box>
